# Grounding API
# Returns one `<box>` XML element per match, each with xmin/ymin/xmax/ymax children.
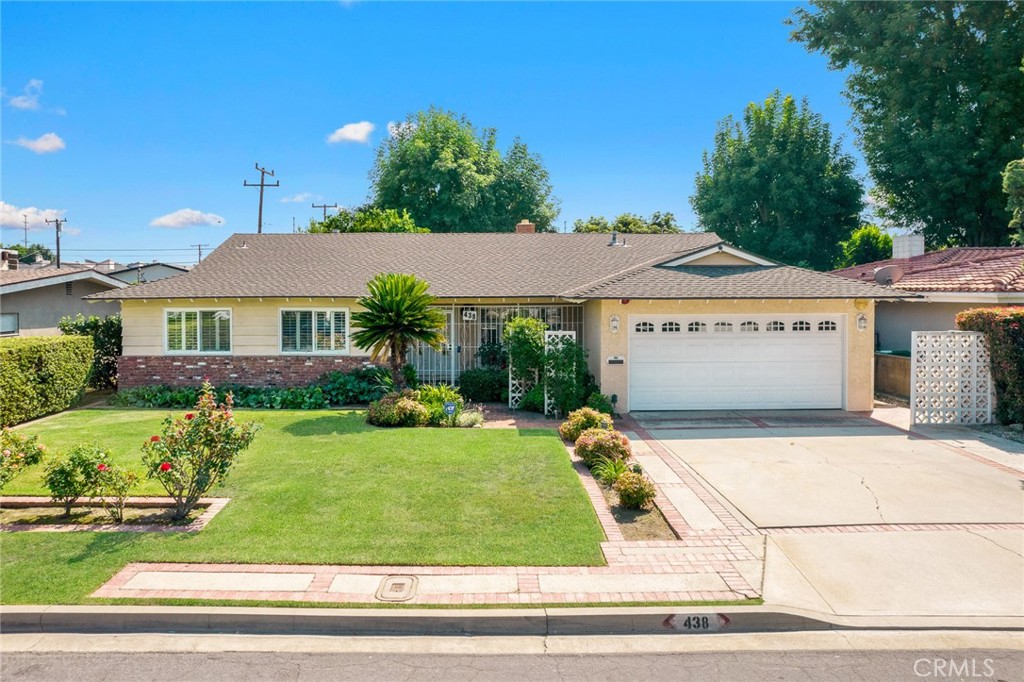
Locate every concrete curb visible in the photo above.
<box><xmin>3</xmin><ymin>605</ymin><xmax>1021</xmax><ymax>637</ymax></box>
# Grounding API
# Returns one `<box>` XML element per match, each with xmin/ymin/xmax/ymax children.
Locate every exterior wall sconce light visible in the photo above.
<box><xmin>609</xmin><ymin>315</ymin><xmax>620</xmax><ymax>333</ymax></box>
<box><xmin>857</xmin><ymin>313</ymin><xmax>868</xmax><ymax>331</ymax></box>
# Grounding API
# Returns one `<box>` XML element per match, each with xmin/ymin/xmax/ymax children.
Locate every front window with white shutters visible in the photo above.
<box><xmin>280</xmin><ymin>309</ymin><xmax>349</xmax><ymax>353</ymax></box>
<box><xmin>165</xmin><ymin>309</ymin><xmax>231</xmax><ymax>353</ymax></box>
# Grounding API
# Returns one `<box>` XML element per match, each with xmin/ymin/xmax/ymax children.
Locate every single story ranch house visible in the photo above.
<box><xmin>89</xmin><ymin>228</ymin><xmax>903</xmax><ymax>412</ymax></box>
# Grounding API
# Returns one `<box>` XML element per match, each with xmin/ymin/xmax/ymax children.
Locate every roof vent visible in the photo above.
<box><xmin>873</xmin><ymin>264</ymin><xmax>905</xmax><ymax>286</ymax></box>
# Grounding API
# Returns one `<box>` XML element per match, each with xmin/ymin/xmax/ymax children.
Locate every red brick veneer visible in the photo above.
<box><xmin>117</xmin><ymin>355</ymin><xmax>372</xmax><ymax>388</ymax></box>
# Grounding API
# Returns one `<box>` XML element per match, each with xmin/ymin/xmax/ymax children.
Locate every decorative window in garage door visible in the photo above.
<box><xmin>818</xmin><ymin>320</ymin><xmax>837</xmax><ymax>332</ymax></box>
<box><xmin>766</xmin><ymin>320</ymin><xmax>785</xmax><ymax>332</ymax></box>
<box><xmin>713</xmin><ymin>322</ymin><xmax>733</xmax><ymax>332</ymax></box>
<box><xmin>662</xmin><ymin>322</ymin><xmax>681</xmax><ymax>333</ymax></box>
<box><xmin>910</xmin><ymin>331</ymin><xmax>993</xmax><ymax>425</ymax></box>
<box><xmin>687</xmin><ymin>322</ymin><xmax>707</xmax><ymax>333</ymax></box>
<box><xmin>792</xmin><ymin>321</ymin><xmax>812</xmax><ymax>331</ymax></box>
<box><xmin>635</xmin><ymin>322</ymin><xmax>655</xmax><ymax>333</ymax></box>
<box><xmin>740</xmin><ymin>321</ymin><xmax>759</xmax><ymax>332</ymax></box>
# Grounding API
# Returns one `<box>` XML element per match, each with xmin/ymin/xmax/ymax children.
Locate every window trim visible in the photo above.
<box><xmin>163</xmin><ymin>307</ymin><xmax>233</xmax><ymax>355</ymax></box>
<box><xmin>278</xmin><ymin>307</ymin><xmax>351</xmax><ymax>355</ymax></box>
<box><xmin>0</xmin><ymin>312</ymin><xmax>19</xmax><ymax>336</ymax></box>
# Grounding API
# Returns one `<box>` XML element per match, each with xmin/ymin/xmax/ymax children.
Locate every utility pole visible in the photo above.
<box><xmin>22</xmin><ymin>215</ymin><xmax>29</xmax><ymax>248</ymax></box>
<box><xmin>312</xmin><ymin>202</ymin><xmax>338</xmax><ymax>221</ymax></box>
<box><xmin>190</xmin><ymin>243</ymin><xmax>210</xmax><ymax>262</ymax></box>
<box><xmin>45</xmin><ymin>217</ymin><xmax>65</xmax><ymax>269</ymax></box>
<box><xmin>243</xmin><ymin>162</ymin><xmax>279</xmax><ymax>233</ymax></box>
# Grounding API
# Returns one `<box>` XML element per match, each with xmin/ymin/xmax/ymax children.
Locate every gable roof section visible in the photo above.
<box><xmin>1</xmin><ymin>264</ymin><xmax>128</xmax><ymax>294</ymax></box>
<box><xmin>85</xmin><ymin>232</ymin><xmax>900</xmax><ymax>302</ymax></box>
<box><xmin>832</xmin><ymin>247</ymin><xmax>1024</xmax><ymax>293</ymax></box>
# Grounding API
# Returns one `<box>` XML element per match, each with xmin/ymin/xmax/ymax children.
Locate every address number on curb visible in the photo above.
<box><xmin>662</xmin><ymin>614</ymin><xmax>731</xmax><ymax>633</ymax></box>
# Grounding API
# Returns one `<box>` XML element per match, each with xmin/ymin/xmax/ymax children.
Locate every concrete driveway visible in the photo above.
<box><xmin>631</xmin><ymin>408</ymin><xmax>1024</xmax><ymax>619</ymax></box>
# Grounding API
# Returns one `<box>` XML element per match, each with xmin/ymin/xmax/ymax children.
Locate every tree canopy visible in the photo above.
<box><xmin>1003</xmin><ymin>152</ymin><xmax>1024</xmax><ymax>244</ymax></box>
<box><xmin>370</xmin><ymin>108</ymin><xmax>559</xmax><ymax>232</ymax></box>
<box><xmin>2</xmin><ymin>243</ymin><xmax>55</xmax><ymax>263</ymax></box>
<box><xmin>573</xmin><ymin>212</ymin><xmax>679</xmax><ymax>234</ymax></box>
<box><xmin>304</xmin><ymin>206</ymin><xmax>426</xmax><ymax>234</ymax></box>
<box><xmin>790</xmin><ymin>2</ymin><xmax>1024</xmax><ymax>247</ymax></box>
<box><xmin>689</xmin><ymin>91</ymin><xmax>863</xmax><ymax>270</ymax></box>
<box><xmin>835</xmin><ymin>225</ymin><xmax>893</xmax><ymax>268</ymax></box>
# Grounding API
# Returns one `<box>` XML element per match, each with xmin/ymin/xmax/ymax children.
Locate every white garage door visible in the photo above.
<box><xmin>629</xmin><ymin>314</ymin><xmax>844</xmax><ymax>410</ymax></box>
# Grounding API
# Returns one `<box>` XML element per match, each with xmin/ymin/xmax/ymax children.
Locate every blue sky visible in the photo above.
<box><xmin>1</xmin><ymin>1</ymin><xmax>855</xmax><ymax>265</ymax></box>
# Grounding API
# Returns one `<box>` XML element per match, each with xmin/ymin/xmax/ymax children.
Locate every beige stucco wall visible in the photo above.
<box><xmin>875</xmin><ymin>300</ymin><xmax>987</xmax><ymax>352</ymax></box>
<box><xmin>587</xmin><ymin>298</ymin><xmax>876</xmax><ymax>412</ymax></box>
<box><xmin>0</xmin><ymin>280</ymin><xmax>121</xmax><ymax>335</ymax></box>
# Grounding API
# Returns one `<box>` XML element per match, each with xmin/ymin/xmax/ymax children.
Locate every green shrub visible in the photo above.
<box><xmin>58</xmin><ymin>314</ymin><xmax>122</xmax><ymax>389</ymax></box>
<box><xmin>503</xmin><ymin>317</ymin><xmax>546</xmax><ymax>382</ymax></box>
<box><xmin>614</xmin><ymin>471</ymin><xmax>656</xmax><ymax>509</ymax></box>
<box><xmin>456</xmin><ymin>408</ymin><xmax>485</xmax><ymax>428</ymax></box>
<box><xmin>44</xmin><ymin>444</ymin><xmax>109</xmax><ymax>515</ymax></box>
<box><xmin>476</xmin><ymin>342</ymin><xmax>507</xmax><ymax>369</ymax></box>
<box><xmin>458</xmin><ymin>368</ymin><xmax>506</xmax><ymax>402</ymax></box>
<box><xmin>0</xmin><ymin>336</ymin><xmax>93</xmax><ymax>427</ymax></box>
<box><xmin>573</xmin><ymin>428</ymin><xmax>632</xmax><ymax>467</ymax></box>
<box><xmin>586</xmin><ymin>392</ymin><xmax>615</xmax><ymax>416</ymax></box>
<box><xmin>957</xmin><ymin>307</ymin><xmax>1024</xmax><ymax>424</ymax></box>
<box><xmin>93</xmin><ymin>462</ymin><xmax>140</xmax><ymax>524</ymax></box>
<box><xmin>367</xmin><ymin>390</ymin><xmax>429</xmax><ymax>427</ymax></box>
<box><xmin>544</xmin><ymin>334</ymin><xmax>594</xmax><ymax>417</ymax></box>
<box><xmin>520</xmin><ymin>384</ymin><xmax>546</xmax><ymax>413</ymax></box>
<box><xmin>0</xmin><ymin>429</ymin><xmax>47</xmax><ymax>491</ymax></box>
<box><xmin>418</xmin><ymin>384</ymin><xmax>464</xmax><ymax>426</ymax></box>
<box><xmin>142</xmin><ymin>381</ymin><xmax>261</xmax><ymax>520</ymax></box>
<box><xmin>591</xmin><ymin>456</ymin><xmax>630</xmax><ymax>485</ymax></box>
<box><xmin>111</xmin><ymin>384</ymin><xmax>327</xmax><ymax>410</ymax></box>
<box><xmin>558</xmin><ymin>407</ymin><xmax>612</xmax><ymax>442</ymax></box>
<box><xmin>319</xmin><ymin>366</ymin><xmax>389</xmax><ymax>405</ymax></box>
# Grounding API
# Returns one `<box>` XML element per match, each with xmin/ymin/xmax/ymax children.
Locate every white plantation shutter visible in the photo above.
<box><xmin>332</xmin><ymin>311</ymin><xmax>347</xmax><ymax>351</ymax></box>
<box><xmin>167</xmin><ymin>312</ymin><xmax>183</xmax><ymax>350</ymax></box>
<box><xmin>166</xmin><ymin>309</ymin><xmax>230</xmax><ymax>352</ymax></box>
<box><xmin>183</xmin><ymin>311</ymin><xmax>199</xmax><ymax>351</ymax></box>
<box><xmin>281</xmin><ymin>309</ymin><xmax>348</xmax><ymax>352</ymax></box>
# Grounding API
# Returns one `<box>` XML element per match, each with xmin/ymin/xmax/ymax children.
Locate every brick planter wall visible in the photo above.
<box><xmin>117</xmin><ymin>355</ymin><xmax>373</xmax><ymax>388</ymax></box>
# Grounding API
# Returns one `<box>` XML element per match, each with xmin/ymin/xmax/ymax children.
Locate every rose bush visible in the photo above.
<box><xmin>573</xmin><ymin>428</ymin><xmax>631</xmax><ymax>467</ymax></box>
<box><xmin>0</xmin><ymin>429</ymin><xmax>46</xmax><ymax>491</ymax></box>
<box><xmin>44</xmin><ymin>444</ymin><xmax>109</xmax><ymax>515</ymax></box>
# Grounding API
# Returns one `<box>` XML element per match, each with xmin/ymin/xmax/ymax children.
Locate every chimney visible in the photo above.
<box><xmin>892</xmin><ymin>233</ymin><xmax>925</xmax><ymax>259</ymax></box>
<box><xmin>514</xmin><ymin>219</ymin><xmax>536</xmax><ymax>234</ymax></box>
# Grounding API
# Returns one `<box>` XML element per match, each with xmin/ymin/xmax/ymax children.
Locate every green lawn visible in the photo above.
<box><xmin>1</xmin><ymin>409</ymin><xmax>606</xmax><ymax>605</ymax></box>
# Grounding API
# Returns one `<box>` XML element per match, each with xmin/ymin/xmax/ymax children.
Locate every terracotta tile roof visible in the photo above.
<box><xmin>832</xmin><ymin>247</ymin><xmax>1024</xmax><ymax>292</ymax></box>
<box><xmin>86</xmin><ymin>232</ymin><xmax>899</xmax><ymax>302</ymax></box>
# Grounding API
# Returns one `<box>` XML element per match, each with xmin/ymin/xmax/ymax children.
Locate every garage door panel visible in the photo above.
<box><xmin>629</xmin><ymin>314</ymin><xmax>844</xmax><ymax>410</ymax></box>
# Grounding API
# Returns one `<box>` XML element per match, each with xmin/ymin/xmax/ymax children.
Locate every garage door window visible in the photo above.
<box><xmin>661</xmin><ymin>322</ymin><xmax>680</xmax><ymax>333</ymax></box>
<box><xmin>687</xmin><ymin>322</ymin><xmax>707</xmax><ymax>333</ymax></box>
<box><xmin>818</xmin><ymin>320</ymin><xmax>837</xmax><ymax>332</ymax></box>
<box><xmin>792</xmin><ymin>321</ymin><xmax>812</xmax><ymax>332</ymax></box>
<box><xmin>635</xmin><ymin>322</ymin><xmax>655</xmax><ymax>333</ymax></box>
<box><xmin>740</xmin><ymin>321</ymin><xmax>759</xmax><ymax>332</ymax></box>
<box><xmin>713</xmin><ymin>322</ymin><xmax>733</xmax><ymax>332</ymax></box>
<box><xmin>766</xmin><ymin>321</ymin><xmax>785</xmax><ymax>332</ymax></box>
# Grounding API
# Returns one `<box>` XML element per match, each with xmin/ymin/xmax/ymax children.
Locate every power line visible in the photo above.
<box><xmin>190</xmin><ymin>243</ymin><xmax>210</xmax><ymax>261</ymax></box>
<box><xmin>312</xmin><ymin>202</ymin><xmax>338</xmax><ymax>221</ymax></box>
<box><xmin>243</xmin><ymin>162</ymin><xmax>279</xmax><ymax>233</ymax></box>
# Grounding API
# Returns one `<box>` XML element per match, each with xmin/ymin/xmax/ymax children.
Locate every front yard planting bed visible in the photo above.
<box><xmin>0</xmin><ymin>503</ymin><xmax>207</xmax><ymax>528</ymax></box>
<box><xmin>0</xmin><ymin>409</ymin><xmax>606</xmax><ymax>605</ymax></box>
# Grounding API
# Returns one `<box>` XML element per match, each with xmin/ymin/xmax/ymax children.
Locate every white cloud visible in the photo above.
<box><xmin>0</xmin><ymin>201</ymin><xmax>65</xmax><ymax>231</ymax></box>
<box><xmin>280</xmin><ymin>192</ymin><xmax>314</xmax><ymax>203</ymax></box>
<box><xmin>327</xmin><ymin>121</ymin><xmax>375</xmax><ymax>144</ymax></box>
<box><xmin>10</xmin><ymin>132</ymin><xmax>65</xmax><ymax>154</ymax></box>
<box><xmin>150</xmin><ymin>209</ymin><xmax>225</xmax><ymax>229</ymax></box>
<box><xmin>7</xmin><ymin>79</ymin><xmax>43</xmax><ymax>110</ymax></box>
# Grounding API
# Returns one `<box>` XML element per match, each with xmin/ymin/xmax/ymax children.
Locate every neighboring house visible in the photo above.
<box><xmin>832</xmin><ymin>235</ymin><xmax>1024</xmax><ymax>352</ymax></box>
<box><xmin>88</xmin><ymin>227</ymin><xmax>902</xmax><ymax>412</ymax></box>
<box><xmin>110</xmin><ymin>262</ymin><xmax>189</xmax><ymax>285</ymax></box>
<box><xmin>0</xmin><ymin>255</ymin><xmax>126</xmax><ymax>336</ymax></box>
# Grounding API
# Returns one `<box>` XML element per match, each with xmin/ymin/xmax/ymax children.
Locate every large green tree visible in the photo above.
<box><xmin>573</xmin><ymin>212</ymin><xmax>679</xmax><ymax>234</ymax></box>
<box><xmin>370</xmin><ymin>108</ymin><xmax>559</xmax><ymax>232</ymax></box>
<box><xmin>1</xmin><ymin>243</ymin><xmax>55</xmax><ymax>262</ymax></box>
<box><xmin>1004</xmin><ymin>152</ymin><xmax>1024</xmax><ymax>244</ymax></box>
<box><xmin>305</xmin><ymin>206</ymin><xmax>426</xmax><ymax>234</ymax></box>
<box><xmin>790</xmin><ymin>2</ymin><xmax>1024</xmax><ymax>247</ymax></box>
<box><xmin>690</xmin><ymin>92</ymin><xmax>863</xmax><ymax>270</ymax></box>
<box><xmin>835</xmin><ymin>225</ymin><xmax>893</xmax><ymax>268</ymax></box>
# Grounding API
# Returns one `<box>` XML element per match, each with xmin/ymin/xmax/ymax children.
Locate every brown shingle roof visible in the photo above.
<box><xmin>832</xmin><ymin>247</ymin><xmax>1024</xmax><ymax>293</ymax></box>
<box><xmin>0</xmin><ymin>263</ymin><xmax>126</xmax><ymax>290</ymax></box>
<box><xmin>86</xmin><ymin>232</ymin><xmax>901</xmax><ymax>302</ymax></box>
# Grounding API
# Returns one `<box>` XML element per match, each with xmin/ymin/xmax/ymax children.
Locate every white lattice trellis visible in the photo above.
<box><xmin>508</xmin><ymin>370</ymin><xmax>538</xmax><ymax>410</ymax></box>
<box><xmin>910</xmin><ymin>331</ymin><xmax>994</xmax><ymax>425</ymax></box>
<box><xmin>544</xmin><ymin>330</ymin><xmax>577</xmax><ymax>417</ymax></box>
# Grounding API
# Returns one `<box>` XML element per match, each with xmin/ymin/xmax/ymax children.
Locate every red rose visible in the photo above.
<box><xmin>159</xmin><ymin>462</ymin><xmax>172</xmax><ymax>472</ymax></box>
<box><xmin>97</xmin><ymin>463</ymin><xmax>108</xmax><ymax>471</ymax></box>
<box><xmin>150</xmin><ymin>435</ymin><xmax>161</xmax><ymax>442</ymax></box>
<box><xmin>185</xmin><ymin>413</ymin><xmax>195</xmax><ymax>420</ymax></box>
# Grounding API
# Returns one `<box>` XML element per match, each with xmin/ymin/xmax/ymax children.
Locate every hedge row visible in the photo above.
<box><xmin>956</xmin><ymin>307</ymin><xmax>1024</xmax><ymax>425</ymax></box>
<box><xmin>0</xmin><ymin>336</ymin><xmax>94</xmax><ymax>427</ymax></box>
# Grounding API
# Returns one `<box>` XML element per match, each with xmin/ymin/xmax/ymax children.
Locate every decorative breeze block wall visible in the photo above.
<box><xmin>910</xmin><ymin>331</ymin><xmax>994</xmax><ymax>425</ymax></box>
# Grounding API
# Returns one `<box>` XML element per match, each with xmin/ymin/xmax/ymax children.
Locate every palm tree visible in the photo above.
<box><xmin>351</xmin><ymin>273</ymin><xmax>447</xmax><ymax>389</ymax></box>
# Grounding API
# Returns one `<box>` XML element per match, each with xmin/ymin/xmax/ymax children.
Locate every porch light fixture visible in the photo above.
<box><xmin>609</xmin><ymin>315</ymin><xmax>620</xmax><ymax>333</ymax></box>
<box><xmin>857</xmin><ymin>313</ymin><xmax>868</xmax><ymax>331</ymax></box>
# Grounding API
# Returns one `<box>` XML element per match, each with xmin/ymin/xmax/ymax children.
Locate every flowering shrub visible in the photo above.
<box><xmin>558</xmin><ymin>407</ymin><xmax>612</xmax><ymax>442</ymax></box>
<box><xmin>0</xmin><ymin>430</ymin><xmax>46</xmax><ymax>491</ymax></box>
<box><xmin>956</xmin><ymin>307</ymin><xmax>1024</xmax><ymax>424</ymax></box>
<box><xmin>418</xmin><ymin>384</ymin><xmax>464</xmax><ymax>426</ymax></box>
<box><xmin>93</xmin><ymin>463</ymin><xmax>139</xmax><ymax>524</ymax></box>
<box><xmin>614</xmin><ymin>471</ymin><xmax>656</xmax><ymax>509</ymax></box>
<box><xmin>44</xmin><ymin>444</ymin><xmax>109</xmax><ymax>515</ymax></box>
<box><xmin>367</xmin><ymin>390</ymin><xmax>429</xmax><ymax>427</ymax></box>
<box><xmin>141</xmin><ymin>381</ymin><xmax>260</xmax><ymax>520</ymax></box>
<box><xmin>573</xmin><ymin>428</ymin><xmax>631</xmax><ymax>467</ymax></box>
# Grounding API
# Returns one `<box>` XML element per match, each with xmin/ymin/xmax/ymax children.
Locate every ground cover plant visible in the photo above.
<box><xmin>0</xmin><ymin>408</ymin><xmax>605</xmax><ymax>605</ymax></box>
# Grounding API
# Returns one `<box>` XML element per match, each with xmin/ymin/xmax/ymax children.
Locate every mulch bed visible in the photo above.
<box><xmin>0</xmin><ymin>505</ymin><xmax>204</xmax><ymax>527</ymax></box>
<box><xmin>597</xmin><ymin>483</ymin><xmax>676</xmax><ymax>541</ymax></box>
